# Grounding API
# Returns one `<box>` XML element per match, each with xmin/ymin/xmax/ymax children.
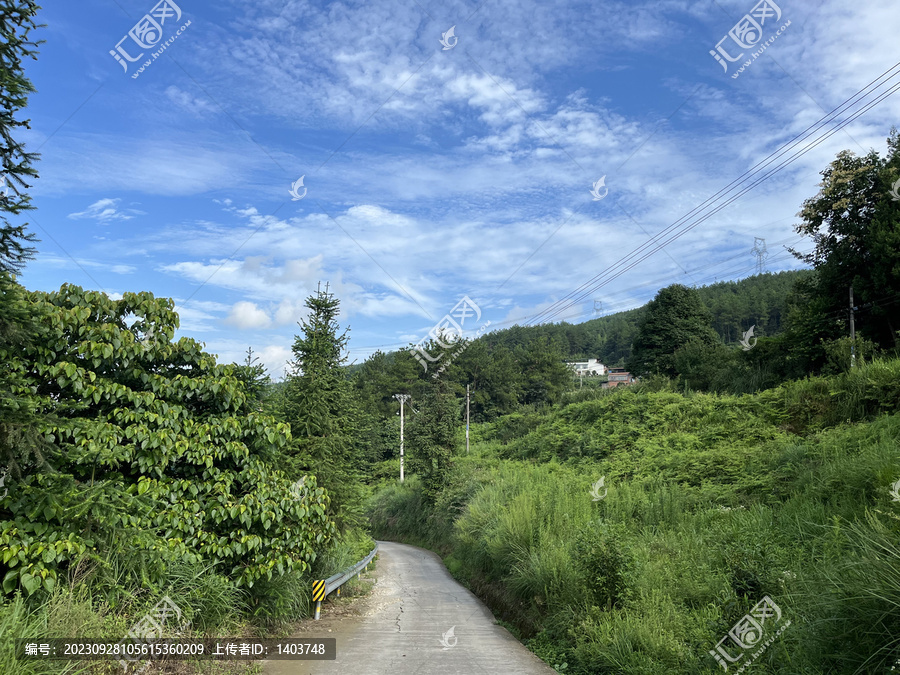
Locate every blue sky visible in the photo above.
<box><xmin>17</xmin><ymin>0</ymin><xmax>900</xmax><ymax>377</ymax></box>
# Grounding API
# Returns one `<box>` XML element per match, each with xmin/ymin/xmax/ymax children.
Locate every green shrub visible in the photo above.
<box><xmin>573</xmin><ymin>522</ymin><xmax>633</xmax><ymax>610</ymax></box>
<box><xmin>245</xmin><ymin>570</ymin><xmax>308</xmax><ymax>629</ymax></box>
<box><xmin>367</xmin><ymin>357</ymin><xmax>900</xmax><ymax>674</ymax></box>
<box><xmin>804</xmin><ymin>510</ymin><xmax>900</xmax><ymax>672</ymax></box>
<box><xmin>164</xmin><ymin>561</ymin><xmax>245</xmax><ymax>632</ymax></box>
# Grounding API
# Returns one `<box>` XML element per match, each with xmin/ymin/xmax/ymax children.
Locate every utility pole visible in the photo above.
<box><xmin>466</xmin><ymin>384</ymin><xmax>470</xmax><ymax>454</ymax></box>
<box><xmin>849</xmin><ymin>285</ymin><xmax>856</xmax><ymax>368</ymax></box>
<box><xmin>393</xmin><ymin>394</ymin><xmax>410</xmax><ymax>482</ymax></box>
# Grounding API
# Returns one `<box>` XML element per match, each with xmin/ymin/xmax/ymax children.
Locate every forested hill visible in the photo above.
<box><xmin>481</xmin><ymin>269</ymin><xmax>810</xmax><ymax>366</ymax></box>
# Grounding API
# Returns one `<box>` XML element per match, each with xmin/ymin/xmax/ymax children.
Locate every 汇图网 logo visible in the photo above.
<box><xmin>110</xmin><ymin>0</ymin><xmax>192</xmax><ymax>79</ymax></box>
<box><xmin>709</xmin><ymin>0</ymin><xmax>790</xmax><ymax>79</ymax></box>
<box><xmin>289</xmin><ymin>176</ymin><xmax>308</xmax><ymax>201</ymax></box>
<box><xmin>439</xmin><ymin>626</ymin><xmax>457</xmax><ymax>650</ymax></box>
<box><xmin>709</xmin><ymin>596</ymin><xmax>790</xmax><ymax>671</ymax></box>
<box><xmin>440</xmin><ymin>26</ymin><xmax>458</xmax><ymax>50</ymax></box>
<box><xmin>590</xmin><ymin>476</ymin><xmax>608</xmax><ymax>501</ymax></box>
<box><xmin>739</xmin><ymin>325</ymin><xmax>757</xmax><ymax>351</ymax></box>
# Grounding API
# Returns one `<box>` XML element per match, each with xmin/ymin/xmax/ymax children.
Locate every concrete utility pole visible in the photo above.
<box><xmin>466</xmin><ymin>384</ymin><xmax>470</xmax><ymax>454</ymax></box>
<box><xmin>393</xmin><ymin>394</ymin><xmax>410</xmax><ymax>482</ymax></box>
<box><xmin>849</xmin><ymin>285</ymin><xmax>856</xmax><ymax>368</ymax></box>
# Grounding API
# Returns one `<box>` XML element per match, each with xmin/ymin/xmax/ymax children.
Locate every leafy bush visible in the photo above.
<box><xmin>573</xmin><ymin>522</ymin><xmax>633</xmax><ymax>610</ymax></box>
<box><xmin>1</xmin><ymin>286</ymin><xmax>336</xmax><ymax>597</ymax></box>
<box><xmin>370</xmin><ymin>358</ymin><xmax>900</xmax><ymax>673</ymax></box>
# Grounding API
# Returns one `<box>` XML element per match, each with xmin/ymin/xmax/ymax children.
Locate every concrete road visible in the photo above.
<box><xmin>263</xmin><ymin>540</ymin><xmax>558</xmax><ymax>675</ymax></box>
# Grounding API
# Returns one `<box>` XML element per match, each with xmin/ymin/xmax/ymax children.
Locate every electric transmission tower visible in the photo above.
<box><xmin>593</xmin><ymin>299</ymin><xmax>603</xmax><ymax>316</ymax></box>
<box><xmin>750</xmin><ymin>237</ymin><xmax>768</xmax><ymax>275</ymax></box>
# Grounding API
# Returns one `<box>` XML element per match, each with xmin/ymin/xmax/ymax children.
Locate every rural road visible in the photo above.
<box><xmin>263</xmin><ymin>540</ymin><xmax>558</xmax><ymax>675</ymax></box>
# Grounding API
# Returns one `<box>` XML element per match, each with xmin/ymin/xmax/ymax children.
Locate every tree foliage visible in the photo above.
<box><xmin>405</xmin><ymin>380</ymin><xmax>458</xmax><ymax>501</ymax></box>
<box><xmin>279</xmin><ymin>285</ymin><xmax>364</xmax><ymax>530</ymax></box>
<box><xmin>0</xmin><ymin>270</ymin><xmax>49</xmax><ymax>484</ymax></box>
<box><xmin>0</xmin><ymin>0</ymin><xmax>43</xmax><ymax>273</ymax></box>
<box><xmin>788</xmin><ymin>131</ymin><xmax>900</xmax><ymax>363</ymax></box>
<box><xmin>232</xmin><ymin>346</ymin><xmax>271</xmax><ymax>412</ymax></box>
<box><xmin>0</xmin><ymin>285</ymin><xmax>334</xmax><ymax>596</ymax></box>
<box><xmin>627</xmin><ymin>284</ymin><xmax>719</xmax><ymax>377</ymax></box>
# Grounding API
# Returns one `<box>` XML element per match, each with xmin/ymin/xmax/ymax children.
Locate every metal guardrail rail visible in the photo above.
<box><xmin>312</xmin><ymin>544</ymin><xmax>378</xmax><ymax>620</ymax></box>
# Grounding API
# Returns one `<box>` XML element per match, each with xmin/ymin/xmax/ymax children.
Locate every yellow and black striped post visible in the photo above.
<box><xmin>312</xmin><ymin>579</ymin><xmax>326</xmax><ymax>620</ymax></box>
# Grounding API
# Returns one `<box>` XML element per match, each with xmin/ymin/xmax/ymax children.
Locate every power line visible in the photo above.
<box><xmin>535</xmin><ymin>77</ymin><xmax>900</xmax><ymax>325</ymax></box>
<box><xmin>527</xmin><ymin>61</ymin><xmax>900</xmax><ymax>326</ymax></box>
<box><xmin>345</xmin><ymin>234</ymin><xmax>809</xmax><ymax>352</ymax></box>
<box><xmin>534</xmin><ymin>78</ymin><xmax>900</xmax><ymax>326</ymax></box>
<box><xmin>346</xmin><ymin>245</ymin><xmax>812</xmax><ymax>354</ymax></box>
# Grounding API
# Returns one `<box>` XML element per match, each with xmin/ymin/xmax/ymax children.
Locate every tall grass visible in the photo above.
<box><xmin>0</xmin><ymin>525</ymin><xmax>377</xmax><ymax>673</ymax></box>
<box><xmin>247</xmin><ymin>528</ymin><xmax>375</xmax><ymax>630</ymax></box>
<box><xmin>368</xmin><ymin>357</ymin><xmax>900</xmax><ymax>673</ymax></box>
<box><xmin>0</xmin><ymin>592</ymin><xmax>89</xmax><ymax>675</ymax></box>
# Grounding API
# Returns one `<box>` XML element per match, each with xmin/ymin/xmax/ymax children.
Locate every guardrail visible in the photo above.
<box><xmin>311</xmin><ymin>544</ymin><xmax>378</xmax><ymax>620</ymax></box>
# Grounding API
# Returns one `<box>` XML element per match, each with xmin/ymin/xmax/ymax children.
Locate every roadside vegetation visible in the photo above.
<box><xmin>3</xmin><ymin>2</ymin><xmax>900</xmax><ymax>674</ymax></box>
<box><xmin>0</xmin><ymin>6</ymin><xmax>374</xmax><ymax>667</ymax></box>
<box><xmin>365</xmin><ymin>127</ymin><xmax>900</xmax><ymax>672</ymax></box>
<box><xmin>369</xmin><ymin>359</ymin><xmax>900</xmax><ymax>673</ymax></box>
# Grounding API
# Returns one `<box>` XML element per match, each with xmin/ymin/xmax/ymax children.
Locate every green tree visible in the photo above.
<box><xmin>449</xmin><ymin>340</ymin><xmax>519</xmax><ymax>421</ymax></box>
<box><xmin>405</xmin><ymin>380</ymin><xmax>458</xmax><ymax>501</ymax></box>
<box><xmin>789</xmin><ymin>132</ymin><xmax>900</xmax><ymax>360</ymax></box>
<box><xmin>0</xmin><ymin>271</ymin><xmax>50</xmax><ymax>483</ymax></box>
<box><xmin>233</xmin><ymin>346</ymin><xmax>271</xmax><ymax>411</ymax></box>
<box><xmin>627</xmin><ymin>284</ymin><xmax>719</xmax><ymax>377</ymax></box>
<box><xmin>0</xmin><ymin>285</ymin><xmax>334</xmax><ymax>596</ymax></box>
<box><xmin>280</xmin><ymin>285</ymin><xmax>363</xmax><ymax>530</ymax></box>
<box><xmin>673</xmin><ymin>339</ymin><xmax>736</xmax><ymax>391</ymax></box>
<box><xmin>514</xmin><ymin>338</ymin><xmax>571</xmax><ymax>406</ymax></box>
<box><xmin>353</xmin><ymin>348</ymin><xmax>422</xmax><ymax>420</ymax></box>
<box><xmin>870</xmin><ymin>131</ymin><xmax>900</xmax><ymax>347</ymax></box>
<box><xmin>0</xmin><ymin>1</ymin><xmax>42</xmax><ymax>273</ymax></box>
<box><xmin>0</xmin><ymin>1</ymin><xmax>46</xmax><ymax>490</ymax></box>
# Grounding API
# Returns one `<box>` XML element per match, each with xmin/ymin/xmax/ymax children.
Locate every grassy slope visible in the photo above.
<box><xmin>367</xmin><ymin>358</ymin><xmax>900</xmax><ymax>674</ymax></box>
<box><xmin>0</xmin><ymin>530</ymin><xmax>375</xmax><ymax>675</ymax></box>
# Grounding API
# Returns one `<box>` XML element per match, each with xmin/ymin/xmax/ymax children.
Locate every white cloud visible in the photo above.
<box><xmin>258</xmin><ymin>344</ymin><xmax>295</xmax><ymax>380</ymax></box>
<box><xmin>225</xmin><ymin>301</ymin><xmax>272</xmax><ymax>329</ymax></box>
<box><xmin>172</xmin><ymin>301</ymin><xmax>224</xmax><ymax>334</ymax></box>
<box><xmin>25</xmin><ymin>0</ymin><xmax>900</xmax><ymax>368</ymax></box>
<box><xmin>38</xmin><ymin>133</ymin><xmax>271</xmax><ymax>197</ymax></box>
<box><xmin>68</xmin><ymin>198</ymin><xmax>144</xmax><ymax>223</ymax></box>
<box><xmin>165</xmin><ymin>86</ymin><xmax>215</xmax><ymax>116</ymax></box>
<box><xmin>273</xmin><ymin>298</ymin><xmax>308</xmax><ymax>326</ymax></box>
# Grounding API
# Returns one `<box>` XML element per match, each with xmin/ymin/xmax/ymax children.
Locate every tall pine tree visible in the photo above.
<box><xmin>279</xmin><ymin>284</ymin><xmax>363</xmax><ymax>530</ymax></box>
<box><xmin>1</xmin><ymin>1</ymin><xmax>46</xmax><ymax>485</ymax></box>
<box><xmin>0</xmin><ymin>0</ymin><xmax>43</xmax><ymax>273</ymax></box>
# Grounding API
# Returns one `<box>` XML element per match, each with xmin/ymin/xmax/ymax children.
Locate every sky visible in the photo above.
<box><xmin>15</xmin><ymin>0</ymin><xmax>900</xmax><ymax>378</ymax></box>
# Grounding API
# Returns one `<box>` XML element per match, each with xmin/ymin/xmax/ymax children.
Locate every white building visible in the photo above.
<box><xmin>566</xmin><ymin>358</ymin><xmax>606</xmax><ymax>376</ymax></box>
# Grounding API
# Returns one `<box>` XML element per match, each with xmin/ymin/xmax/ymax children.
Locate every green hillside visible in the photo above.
<box><xmin>368</xmin><ymin>358</ymin><xmax>900</xmax><ymax>673</ymax></box>
<box><xmin>483</xmin><ymin>269</ymin><xmax>811</xmax><ymax>366</ymax></box>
